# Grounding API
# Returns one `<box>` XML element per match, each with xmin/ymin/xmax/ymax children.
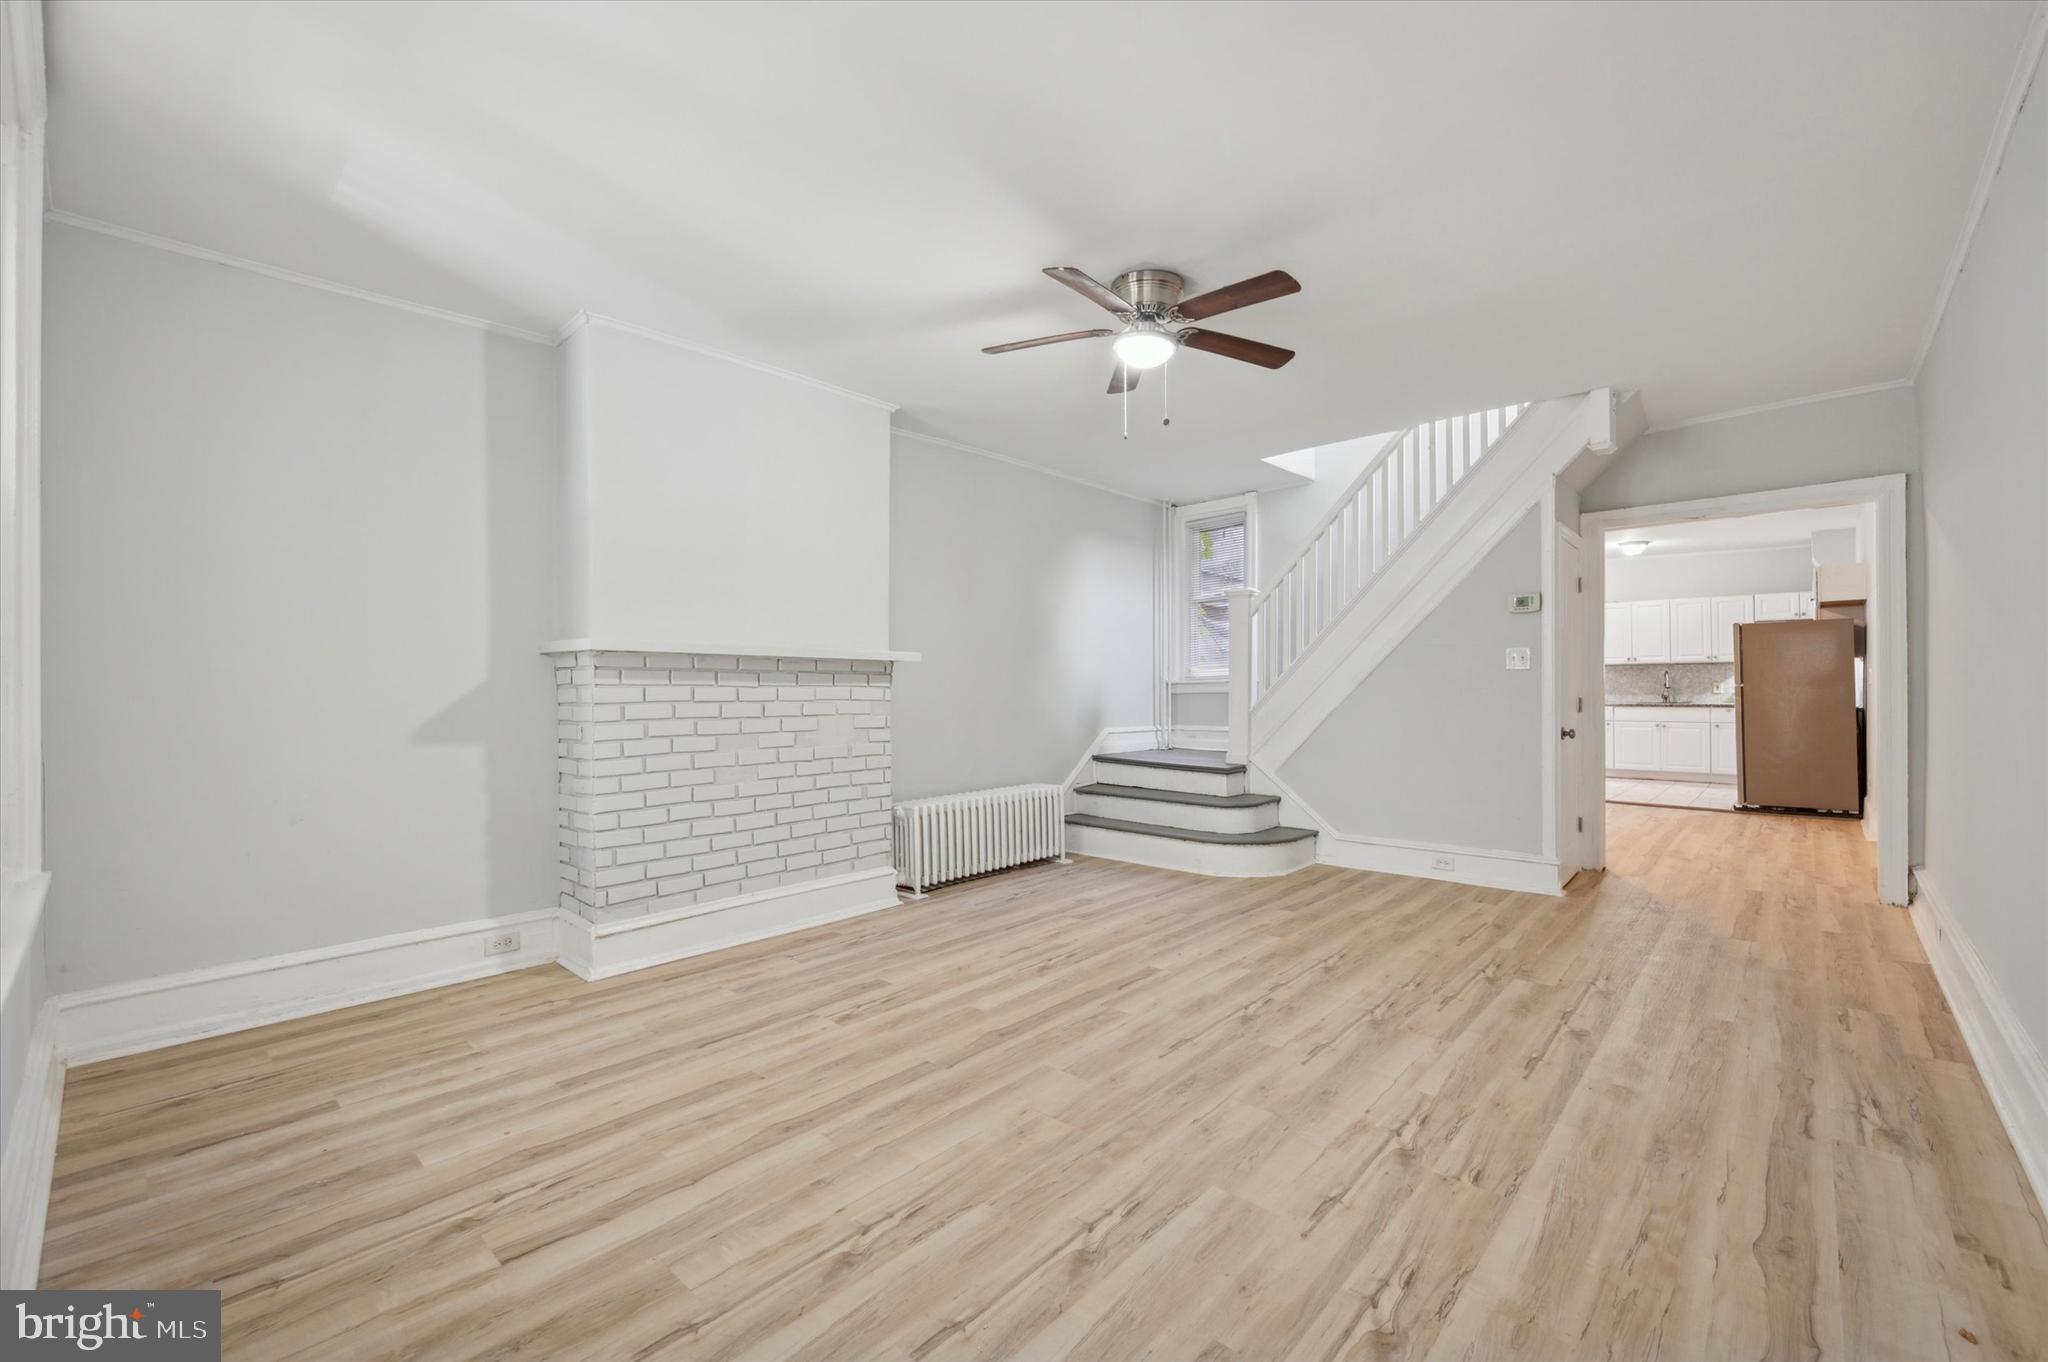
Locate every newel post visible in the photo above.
<box><xmin>1226</xmin><ymin>588</ymin><xmax>1254</xmax><ymax>765</ymax></box>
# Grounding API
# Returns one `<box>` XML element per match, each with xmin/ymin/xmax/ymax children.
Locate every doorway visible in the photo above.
<box><xmin>1576</xmin><ymin>476</ymin><xmax>1908</xmax><ymax>904</ymax></box>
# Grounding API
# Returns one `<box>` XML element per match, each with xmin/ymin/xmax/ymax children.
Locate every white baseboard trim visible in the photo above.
<box><xmin>0</xmin><ymin>1000</ymin><xmax>62</xmax><ymax>1289</ymax></box>
<box><xmin>1317</xmin><ymin>832</ymin><xmax>1563</xmax><ymax>896</ymax></box>
<box><xmin>557</xmin><ymin>867</ymin><xmax>902</xmax><ymax>981</ymax></box>
<box><xmin>1169</xmin><ymin>724</ymin><xmax>1228</xmax><ymax>752</ymax></box>
<box><xmin>56</xmin><ymin>911</ymin><xmax>562</xmax><ymax>1065</ymax></box>
<box><xmin>1910</xmin><ymin>867</ymin><xmax>2048</xmax><ymax>1212</ymax></box>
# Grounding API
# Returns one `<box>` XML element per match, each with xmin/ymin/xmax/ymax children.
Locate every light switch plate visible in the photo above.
<box><xmin>1505</xmin><ymin>647</ymin><xmax>1531</xmax><ymax>670</ymax></box>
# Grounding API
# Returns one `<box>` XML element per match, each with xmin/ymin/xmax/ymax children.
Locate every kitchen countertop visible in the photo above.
<box><xmin>1607</xmin><ymin>699</ymin><xmax>1735</xmax><ymax>708</ymax></box>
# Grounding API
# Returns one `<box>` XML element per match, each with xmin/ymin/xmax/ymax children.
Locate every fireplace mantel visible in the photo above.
<box><xmin>541</xmin><ymin>638</ymin><xmax>919</xmax><ymax>663</ymax></box>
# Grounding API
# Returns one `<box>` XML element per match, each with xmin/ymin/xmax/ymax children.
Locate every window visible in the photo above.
<box><xmin>1183</xmin><ymin>513</ymin><xmax>1248</xmax><ymax>677</ymax></box>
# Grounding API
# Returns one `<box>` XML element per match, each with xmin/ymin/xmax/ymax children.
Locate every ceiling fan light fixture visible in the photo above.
<box><xmin>1617</xmin><ymin>539</ymin><xmax>1651</xmax><ymax>557</ymax></box>
<box><xmin>1111</xmin><ymin>321</ymin><xmax>1177</xmax><ymax>371</ymax></box>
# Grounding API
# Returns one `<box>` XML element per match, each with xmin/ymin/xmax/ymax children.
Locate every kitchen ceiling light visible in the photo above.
<box><xmin>1617</xmin><ymin>539</ymin><xmax>1651</xmax><ymax>556</ymax></box>
<box><xmin>1111</xmin><ymin>321</ymin><xmax>1178</xmax><ymax>371</ymax></box>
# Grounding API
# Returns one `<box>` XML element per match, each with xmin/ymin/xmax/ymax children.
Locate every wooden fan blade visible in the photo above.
<box><xmin>1175</xmin><ymin>269</ymin><xmax>1300</xmax><ymax>321</ymax></box>
<box><xmin>1107</xmin><ymin>364</ymin><xmax>1142</xmax><ymax>394</ymax></box>
<box><xmin>982</xmin><ymin>328</ymin><xmax>1113</xmax><ymax>354</ymax></box>
<box><xmin>1044</xmin><ymin>266</ymin><xmax>1132</xmax><ymax>315</ymax></box>
<box><xmin>1178</xmin><ymin>329</ymin><xmax>1295</xmax><ymax>369</ymax></box>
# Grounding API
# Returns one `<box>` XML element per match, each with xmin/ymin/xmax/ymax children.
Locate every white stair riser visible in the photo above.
<box><xmin>1090</xmin><ymin>761</ymin><xmax>1245</xmax><ymax>797</ymax></box>
<box><xmin>1073</xmin><ymin>791</ymin><xmax>1278</xmax><ymax>834</ymax></box>
<box><xmin>1067</xmin><ymin>823</ymin><xmax>1314</xmax><ymax>878</ymax></box>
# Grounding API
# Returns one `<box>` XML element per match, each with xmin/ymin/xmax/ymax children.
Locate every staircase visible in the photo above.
<box><xmin>1066</xmin><ymin>749</ymin><xmax>1317</xmax><ymax>877</ymax></box>
<box><xmin>1064</xmin><ymin>389</ymin><xmax>1627</xmax><ymax>884</ymax></box>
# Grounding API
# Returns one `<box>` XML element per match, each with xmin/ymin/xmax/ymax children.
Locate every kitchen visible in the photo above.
<box><xmin>1602</xmin><ymin>509</ymin><xmax>1868</xmax><ymax>816</ymax></box>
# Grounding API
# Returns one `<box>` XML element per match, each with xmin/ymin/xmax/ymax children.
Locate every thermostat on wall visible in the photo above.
<box><xmin>1509</xmin><ymin>593</ymin><xmax>1541</xmax><ymax>613</ymax></box>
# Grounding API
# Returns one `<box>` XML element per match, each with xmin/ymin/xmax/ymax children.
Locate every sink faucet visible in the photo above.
<box><xmin>1662</xmin><ymin>668</ymin><xmax>1673</xmax><ymax>703</ymax></box>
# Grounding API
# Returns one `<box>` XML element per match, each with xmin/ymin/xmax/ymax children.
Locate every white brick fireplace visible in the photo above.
<box><xmin>549</xmin><ymin>648</ymin><xmax>900</xmax><ymax>977</ymax></box>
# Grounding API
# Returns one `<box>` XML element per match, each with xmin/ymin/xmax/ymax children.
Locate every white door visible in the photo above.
<box><xmin>1711</xmin><ymin>595</ymin><xmax>1753</xmax><ymax>661</ymax></box>
<box><xmin>1711</xmin><ymin>718</ymin><xmax>1738</xmax><ymax>775</ymax></box>
<box><xmin>1629</xmin><ymin>601</ymin><xmax>1671</xmax><ymax>662</ymax></box>
<box><xmin>1754</xmin><ymin>591</ymin><xmax>1798</xmax><ymax>620</ymax></box>
<box><xmin>1658</xmin><ymin>721</ymin><xmax>1712</xmax><ymax>774</ymax></box>
<box><xmin>1613</xmin><ymin>721</ymin><xmax>1659</xmax><ymax>769</ymax></box>
<box><xmin>1604</xmin><ymin>603</ymin><xmax>1631</xmax><ymax>663</ymax></box>
<box><xmin>1669</xmin><ymin>597</ymin><xmax>1713</xmax><ymax>662</ymax></box>
<box><xmin>1557</xmin><ymin>529</ymin><xmax>1583</xmax><ymax>885</ymax></box>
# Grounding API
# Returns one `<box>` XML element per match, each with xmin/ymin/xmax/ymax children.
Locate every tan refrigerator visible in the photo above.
<box><xmin>1734</xmin><ymin>618</ymin><xmax>1862</xmax><ymax>814</ymax></box>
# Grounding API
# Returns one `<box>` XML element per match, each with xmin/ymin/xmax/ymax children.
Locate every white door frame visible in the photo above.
<box><xmin>1579</xmin><ymin>474</ymin><xmax>1909</xmax><ymax>905</ymax></box>
<box><xmin>1553</xmin><ymin>521</ymin><xmax>1585</xmax><ymax>885</ymax></box>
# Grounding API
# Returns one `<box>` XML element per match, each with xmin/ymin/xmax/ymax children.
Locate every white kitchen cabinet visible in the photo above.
<box><xmin>1754</xmin><ymin>591</ymin><xmax>1799</xmax><ymax>621</ymax></box>
<box><xmin>1612</xmin><ymin>720</ymin><xmax>1660</xmax><ymax>770</ymax></box>
<box><xmin>1604</xmin><ymin>603</ymin><xmax>1631</xmax><ymax>663</ymax></box>
<box><xmin>1669</xmin><ymin>597</ymin><xmax>1713</xmax><ymax>662</ymax></box>
<box><xmin>1658</xmin><ymin>720</ymin><xmax>1711</xmax><ymax>773</ymax></box>
<box><xmin>1627</xmin><ymin>600</ymin><xmax>1670</xmax><ymax>663</ymax></box>
<box><xmin>1608</xmin><ymin>706</ymin><xmax>1719</xmax><ymax>776</ymax></box>
<box><xmin>1711</xmin><ymin>714</ymin><xmax>1738</xmax><ymax>776</ymax></box>
<box><xmin>1710</xmin><ymin>595</ymin><xmax>1753</xmax><ymax>661</ymax></box>
<box><xmin>1796</xmin><ymin>591</ymin><xmax>1816</xmax><ymax>619</ymax></box>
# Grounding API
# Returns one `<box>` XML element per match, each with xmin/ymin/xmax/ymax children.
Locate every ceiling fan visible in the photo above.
<box><xmin>983</xmin><ymin>266</ymin><xmax>1300</xmax><ymax>394</ymax></box>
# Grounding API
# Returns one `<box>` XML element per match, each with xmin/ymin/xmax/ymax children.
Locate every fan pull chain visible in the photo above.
<box><xmin>1121</xmin><ymin>366</ymin><xmax>1129</xmax><ymax>440</ymax></box>
<box><xmin>1163</xmin><ymin>360</ymin><xmax>1171</xmax><ymax>427</ymax></box>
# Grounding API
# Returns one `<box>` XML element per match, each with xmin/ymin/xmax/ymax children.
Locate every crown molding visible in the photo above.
<box><xmin>1911</xmin><ymin>1</ymin><xmax>2048</xmax><ymax>382</ymax></box>
<box><xmin>890</xmin><ymin>428</ymin><xmax>1162</xmax><ymax>505</ymax></box>
<box><xmin>1643</xmin><ymin>378</ymin><xmax>1911</xmax><ymax>435</ymax></box>
<box><xmin>45</xmin><ymin>210</ymin><xmax>559</xmax><ymax>344</ymax></box>
<box><xmin>559</xmin><ymin>311</ymin><xmax>898</xmax><ymax>412</ymax></box>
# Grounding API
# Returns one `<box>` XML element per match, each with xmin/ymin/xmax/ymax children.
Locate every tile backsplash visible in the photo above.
<box><xmin>1604</xmin><ymin>662</ymin><xmax>1734</xmax><ymax>705</ymax></box>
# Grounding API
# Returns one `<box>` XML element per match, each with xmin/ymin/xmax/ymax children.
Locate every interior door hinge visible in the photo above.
<box><xmin>1577</xmin><ymin>816</ymin><xmax>1584</xmax><ymax>832</ymax></box>
<box><xmin>1577</xmin><ymin>576</ymin><xmax>1583</xmax><ymax>592</ymax></box>
<box><xmin>1577</xmin><ymin>697</ymin><xmax>1583</xmax><ymax>713</ymax></box>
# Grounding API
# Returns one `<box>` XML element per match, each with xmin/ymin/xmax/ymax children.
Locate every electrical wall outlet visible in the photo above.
<box><xmin>1505</xmin><ymin>647</ymin><xmax>1531</xmax><ymax>670</ymax></box>
<box><xmin>487</xmin><ymin>931</ymin><xmax>520</xmax><ymax>956</ymax></box>
<box><xmin>1430</xmin><ymin>855</ymin><xmax>1456</xmax><ymax>872</ymax></box>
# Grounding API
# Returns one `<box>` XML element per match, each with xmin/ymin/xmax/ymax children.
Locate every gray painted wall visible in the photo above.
<box><xmin>41</xmin><ymin>225</ymin><xmax>563</xmax><ymax>992</ymax></box>
<box><xmin>1605</xmin><ymin>544</ymin><xmax>1811</xmax><ymax>601</ymax></box>
<box><xmin>1280</xmin><ymin>509</ymin><xmax>1545</xmax><ymax>853</ymax></box>
<box><xmin>1582</xmin><ymin>385</ymin><xmax>1925</xmax><ymax>857</ymax></box>
<box><xmin>1913</xmin><ymin>82</ymin><xmax>2045</xmax><ymax>1062</ymax></box>
<box><xmin>1171</xmin><ymin>688</ymin><xmax>1228</xmax><ymax>730</ymax></box>
<box><xmin>890</xmin><ymin>437</ymin><xmax>1157</xmax><ymax>799</ymax></box>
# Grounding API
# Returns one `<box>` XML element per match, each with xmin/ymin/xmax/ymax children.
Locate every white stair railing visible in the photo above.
<box><xmin>1226</xmin><ymin>403</ymin><xmax>1526</xmax><ymax>761</ymax></box>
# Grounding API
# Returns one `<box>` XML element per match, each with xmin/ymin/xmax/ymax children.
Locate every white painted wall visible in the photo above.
<box><xmin>1279</xmin><ymin>509</ymin><xmax>1545</xmax><ymax>853</ymax></box>
<box><xmin>1913</xmin><ymin>77</ymin><xmax>2046</xmax><ymax>1062</ymax></box>
<box><xmin>1605</xmin><ymin>544</ymin><xmax>1811</xmax><ymax>601</ymax></box>
<box><xmin>890</xmin><ymin>435</ymin><xmax>1156</xmax><ymax>799</ymax></box>
<box><xmin>1582</xmin><ymin>386</ymin><xmax>1925</xmax><ymax>856</ymax></box>
<box><xmin>564</xmin><ymin>318</ymin><xmax>892</xmax><ymax>653</ymax></box>
<box><xmin>1252</xmin><ymin>431</ymin><xmax>1400</xmax><ymax>593</ymax></box>
<box><xmin>40</xmin><ymin>224</ymin><xmax>562</xmax><ymax>991</ymax></box>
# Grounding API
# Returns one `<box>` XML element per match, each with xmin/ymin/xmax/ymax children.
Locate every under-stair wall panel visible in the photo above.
<box><xmin>1275</xmin><ymin>510</ymin><xmax>1546</xmax><ymax>856</ymax></box>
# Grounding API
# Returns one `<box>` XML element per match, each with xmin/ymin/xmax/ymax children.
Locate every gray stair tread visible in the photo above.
<box><xmin>1074</xmin><ymin>782</ymin><xmax>1279</xmax><ymax>809</ymax></box>
<box><xmin>1065</xmin><ymin>813</ymin><xmax>1316</xmax><ymax>845</ymax></box>
<box><xmin>1093</xmin><ymin>748</ymin><xmax>1247</xmax><ymax>775</ymax></box>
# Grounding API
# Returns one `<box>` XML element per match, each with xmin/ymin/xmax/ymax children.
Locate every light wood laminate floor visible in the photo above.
<box><xmin>42</xmin><ymin>805</ymin><xmax>2048</xmax><ymax>1360</ymax></box>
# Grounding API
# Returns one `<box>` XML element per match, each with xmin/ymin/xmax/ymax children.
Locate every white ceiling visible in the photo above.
<box><xmin>1606</xmin><ymin>506</ymin><xmax>1866</xmax><ymax>558</ymax></box>
<box><xmin>43</xmin><ymin>1</ymin><xmax>2036</xmax><ymax>501</ymax></box>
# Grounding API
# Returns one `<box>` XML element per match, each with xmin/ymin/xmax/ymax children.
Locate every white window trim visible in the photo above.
<box><xmin>1168</xmin><ymin>494</ymin><xmax>1257</xmax><ymax>685</ymax></box>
